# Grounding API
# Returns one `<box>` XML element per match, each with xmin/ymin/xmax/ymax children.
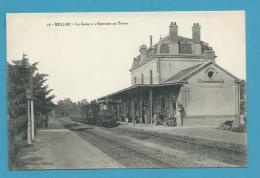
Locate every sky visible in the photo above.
<box><xmin>6</xmin><ymin>11</ymin><xmax>246</xmax><ymax>103</ymax></box>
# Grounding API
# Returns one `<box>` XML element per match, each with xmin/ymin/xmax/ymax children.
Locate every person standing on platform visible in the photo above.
<box><xmin>178</xmin><ymin>104</ymin><xmax>186</xmax><ymax>127</ymax></box>
<box><xmin>43</xmin><ymin>114</ymin><xmax>49</xmax><ymax>128</ymax></box>
<box><xmin>125</xmin><ymin>113</ymin><xmax>129</xmax><ymax>125</ymax></box>
<box><xmin>144</xmin><ymin>113</ymin><xmax>148</xmax><ymax>125</ymax></box>
<box><xmin>152</xmin><ymin>113</ymin><xmax>157</xmax><ymax>127</ymax></box>
<box><xmin>166</xmin><ymin>109</ymin><xmax>176</xmax><ymax>127</ymax></box>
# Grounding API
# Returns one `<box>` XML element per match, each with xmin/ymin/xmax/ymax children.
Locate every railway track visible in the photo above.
<box><xmin>82</xmin><ymin>129</ymin><xmax>175</xmax><ymax>168</ymax></box>
<box><xmin>114</xmin><ymin>127</ymin><xmax>246</xmax><ymax>154</ymax></box>
<box><xmin>68</xmin><ymin>119</ymin><xmax>187</xmax><ymax>167</ymax></box>
<box><xmin>63</xmin><ymin>122</ymin><xmax>198</xmax><ymax>167</ymax></box>
<box><xmin>72</xmin><ymin>118</ymin><xmax>246</xmax><ymax>155</ymax></box>
<box><xmin>63</xmin><ymin>119</ymin><xmax>245</xmax><ymax>167</ymax></box>
<box><xmin>109</xmin><ymin>127</ymin><xmax>246</xmax><ymax>166</ymax></box>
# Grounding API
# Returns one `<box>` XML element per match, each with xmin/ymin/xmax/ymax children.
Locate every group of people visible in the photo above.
<box><xmin>124</xmin><ymin>104</ymin><xmax>186</xmax><ymax>127</ymax></box>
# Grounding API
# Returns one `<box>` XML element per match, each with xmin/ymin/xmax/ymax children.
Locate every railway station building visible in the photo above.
<box><xmin>98</xmin><ymin>22</ymin><xmax>244</xmax><ymax>127</ymax></box>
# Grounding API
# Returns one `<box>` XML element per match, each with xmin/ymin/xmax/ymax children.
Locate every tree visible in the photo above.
<box><xmin>54</xmin><ymin>98</ymin><xmax>88</xmax><ymax>118</ymax></box>
<box><xmin>33</xmin><ymin>73</ymin><xmax>55</xmax><ymax>114</ymax></box>
<box><xmin>8</xmin><ymin>57</ymin><xmax>55</xmax><ymax>121</ymax></box>
<box><xmin>8</xmin><ymin>56</ymin><xmax>55</xmax><ymax>168</ymax></box>
<box><xmin>55</xmin><ymin>98</ymin><xmax>78</xmax><ymax>117</ymax></box>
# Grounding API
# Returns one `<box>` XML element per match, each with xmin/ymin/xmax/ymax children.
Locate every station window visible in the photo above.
<box><xmin>208</xmin><ymin>71</ymin><xmax>214</xmax><ymax>78</ymax></box>
<box><xmin>134</xmin><ymin>77</ymin><xmax>137</xmax><ymax>85</ymax></box>
<box><xmin>150</xmin><ymin>70</ymin><xmax>153</xmax><ymax>84</ymax></box>
<box><xmin>141</xmin><ymin>74</ymin><xmax>144</xmax><ymax>84</ymax></box>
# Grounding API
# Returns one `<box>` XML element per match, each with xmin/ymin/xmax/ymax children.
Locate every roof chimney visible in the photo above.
<box><xmin>204</xmin><ymin>47</ymin><xmax>216</xmax><ymax>62</ymax></box>
<box><xmin>169</xmin><ymin>22</ymin><xmax>178</xmax><ymax>43</ymax></box>
<box><xmin>192</xmin><ymin>23</ymin><xmax>201</xmax><ymax>44</ymax></box>
<box><xmin>139</xmin><ymin>44</ymin><xmax>147</xmax><ymax>62</ymax></box>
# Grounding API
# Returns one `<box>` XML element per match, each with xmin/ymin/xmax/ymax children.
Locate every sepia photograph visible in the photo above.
<box><xmin>7</xmin><ymin>11</ymin><xmax>247</xmax><ymax>170</ymax></box>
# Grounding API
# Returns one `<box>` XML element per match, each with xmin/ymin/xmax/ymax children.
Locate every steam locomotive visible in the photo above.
<box><xmin>71</xmin><ymin>99</ymin><xmax>119</xmax><ymax>128</ymax></box>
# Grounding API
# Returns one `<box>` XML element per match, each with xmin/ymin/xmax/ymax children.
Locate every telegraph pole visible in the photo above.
<box><xmin>24</xmin><ymin>54</ymin><xmax>35</xmax><ymax>144</ymax></box>
<box><xmin>26</xmin><ymin>88</ymin><xmax>32</xmax><ymax>144</ymax></box>
<box><xmin>30</xmin><ymin>66</ymin><xmax>35</xmax><ymax>141</ymax></box>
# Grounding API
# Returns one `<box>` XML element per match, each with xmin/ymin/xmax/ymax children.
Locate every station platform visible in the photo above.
<box><xmin>14</xmin><ymin>119</ymin><xmax>123</xmax><ymax>170</ymax></box>
<box><xmin>117</xmin><ymin>122</ymin><xmax>247</xmax><ymax>152</ymax></box>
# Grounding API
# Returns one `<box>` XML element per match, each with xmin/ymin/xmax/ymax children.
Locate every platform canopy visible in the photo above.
<box><xmin>98</xmin><ymin>82</ymin><xmax>184</xmax><ymax>101</ymax></box>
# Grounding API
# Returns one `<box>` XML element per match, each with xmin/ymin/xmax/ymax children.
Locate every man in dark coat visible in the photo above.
<box><xmin>178</xmin><ymin>104</ymin><xmax>186</xmax><ymax>127</ymax></box>
<box><xmin>43</xmin><ymin>115</ymin><xmax>49</xmax><ymax>128</ymax></box>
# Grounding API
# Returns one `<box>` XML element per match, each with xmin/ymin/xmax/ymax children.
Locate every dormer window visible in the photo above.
<box><xmin>179</xmin><ymin>41</ymin><xmax>192</xmax><ymax>54</ymax></box>
<box><xmin>160</xmin><ymin>43</ymin><xmax>169</xmax><ymax>53</ymax></box>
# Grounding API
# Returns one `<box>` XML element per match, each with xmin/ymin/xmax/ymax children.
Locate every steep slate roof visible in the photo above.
<box><xmin>164</xmin><ymin>61</ymin><xmax>242</xmax><ymax>83</ymax></box>
<box><xmin>131</xmin><ymin>34</ymin><xmax>211</xmax><ymax>69</ymax></box>
<box><xmin>159</xmin><ymin>35</ymin><xmax>189</xmax><ymax>42</ymax></box>
<box><xmin>164</xmin><ymin>63</ymin><xmax>205</xmax><ymax>83</ymax></box>
<box><xmin>156</xmin><ymin>35</ymin><xmax>208</xmax><ymax>46</ymax></box>
<box><xmin>138</xmin><ymin>35</ymin><xmax>209</xmax><ymax>59</ymax></box>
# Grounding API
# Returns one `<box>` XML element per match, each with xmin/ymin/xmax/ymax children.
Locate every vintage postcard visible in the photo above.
<box><xmin>7</xmin><ymin>11</ymin><xmax>246</xmax><ymax>170</ymax></box>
